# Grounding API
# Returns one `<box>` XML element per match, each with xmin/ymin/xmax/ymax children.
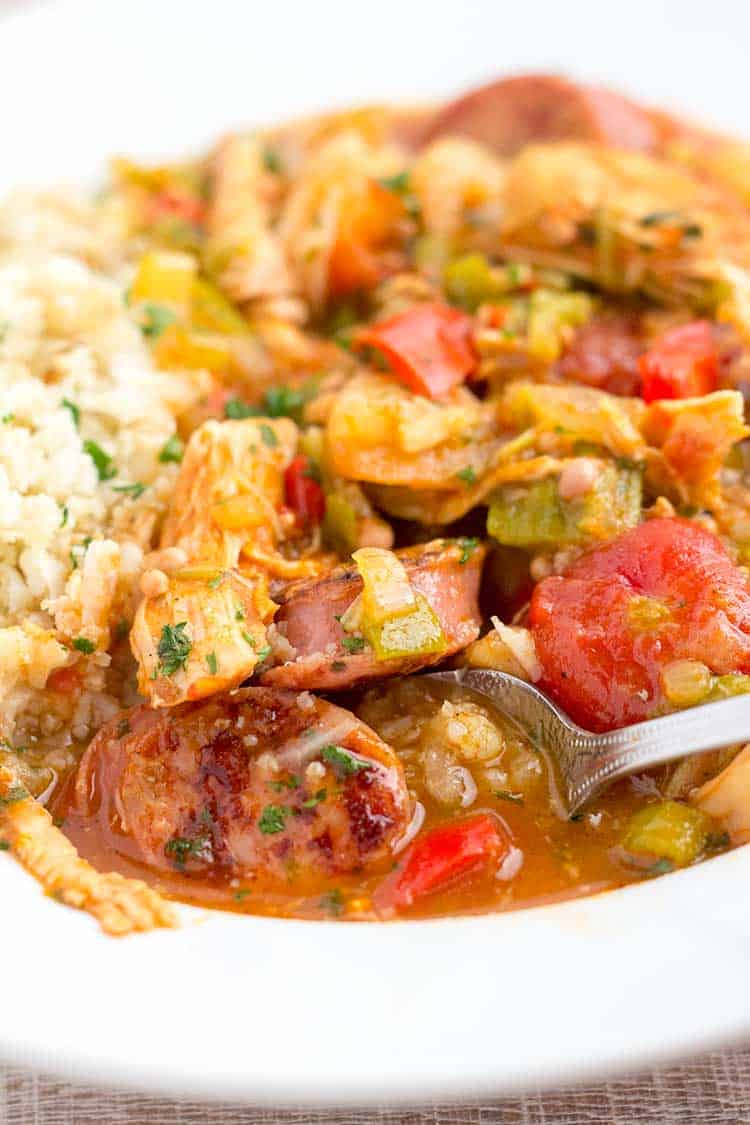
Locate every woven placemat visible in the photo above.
<box><xmin>3</xmin><ymin>1046</ymin><xmax>750</xmax><ymax>1124</ymax></box>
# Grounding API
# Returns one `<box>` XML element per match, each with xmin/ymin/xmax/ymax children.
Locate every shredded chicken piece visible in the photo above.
<box><xmin>207</xmin><ymin>134</ymin><xmax>298</xmax><ymax>308</ymax></box>
<box><xmin>0</xmin><ymin>765</ymin><xmax>177</xmax><ymax>935</ymax></box>
<box><xmin>131</xmin><ymin>417</ymin><xmax>297</xmax><ymax>705</ymax></box>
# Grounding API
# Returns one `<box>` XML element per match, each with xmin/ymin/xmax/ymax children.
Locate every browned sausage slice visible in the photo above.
<box><xmin>262</xmin><ymin>539</ymin><xmax>485</xmax><ymax>691</ymax></box>
<box><xmin>555</xmin><ymin>313</ymin><xmax>645</xmax><ymax>397</ymax></box>
<box><xmin>422</xmin><ymin>74</ymin><xmax>659</xmax><ymax>156</ymax></box>
<box><xmin>73</xmin><ymin>688</ymin><xmax>411</xmax><ymax>886</ymax></box>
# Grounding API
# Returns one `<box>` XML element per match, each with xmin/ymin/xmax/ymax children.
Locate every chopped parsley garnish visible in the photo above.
<box><xmin>61</xmin><ymin>398</ymin><xmax>80</xmax><ymax>427</ymax></box>
<box><xmin>259</xmin><ymin>422</ymin><xmax>278</xmax><ymax>448</ymax></box>
<box><xmin>0</xmin><ymin>784</ymin><xmax>28</xmax><ymax>806</ymax></box>
<box><xmin>159</xmin><ymin>434</ymin><xmax>184</xmax><ymax>464</ymax></box>
<box><xmin>116</xmin><ymin>719</ymin><xmax>131</xmax><ymax>738</ymax></box>
<box><xmin>1</xmin><ymin>413</ymin><xmax>14</xmax><ymax>424</ymax></box>
<box><xmin>234</xmin><ymin>604</ymin><xmax>245</xmax><ymax>621</ymax></box>
<box><xmin>140</xmin><ymin>303</ymin><xmax>177</xmax><ymax>340</ymax></box>
<box><xmin>233</xmin><ymin>888</ymin><xmax>252</xmax><ymax>901</ymax></box>
<box><xmin>319</xmin><ymin>888</ymin><xmax>344</xmax><ymax>916</ymax></box>
<box><xmin>321</xmin><ymin>744</ymin><xmax>369</xmax><ymax>777</ymax></box>
<box><xmin>639</xmin><ymin>210</ymin><xmax>703</xmax><ymax>239</ymax></box>
<box><xmin>258</xmin><ymin>804</ymin><xmax>291</xmax><ymax>834</ymax></box>
<box><xmin>112</xmin><ymin>481</ymin><xmax>147</xmax><ymax>499</ymax></box>
<box><xmin>242</xmin><ymin>630</ymin><xmax>256</xmax><ymax>648</ymax></box>
<box><xmin>330</xmin><ymin>660</ymin><xmax>347</xmax><ymax>672</ymax></box>
<box><xmin>206</xmin><ymin>651</ymin><xmax>218</xmax><ymax>675</ymax></box>
<box><xmin>72</xmin><ymin>636</ymin><xmax>95</xmax><ymax>654</ymax></box>
<box><xmin>224</xmin><ymin>382</ymin><xmax>314</xmax><ymax>424</ymax></box>
<box><xmin>341</xmin><ymin>635</ymin><xmax>366</xmax><ymax>654</ymax></box>
<box><xmin>267</xmin><ymin>775</ymin><xmax>300</xmax><ymax>793</ymax></box>
<box><xmin>262</xmin><ymin>146</ymin><xmax>283</xmax><ymax>174</ymax></box>
<box><xmin>224</xmin><ymin>397</ymin><xmax>259</xmax><ymax>420</ymax></box>
<box><xmin>456</xmin><ymin>466</ymin><xmax>477</xmax><ymax>487</ymax></box>
<box><xmin>302</xmin><ymin>788</ymin><xmax>327</xmax><ymax>809</ymax></box>
<box><xmin>458</xmin><ymin>537</ymin><xmax>480</xmax><ymax>564</ymax></box>
<box><xmin>0</xmin><ymin>840</ymin><xmax>9</xmax><ymax>851</ymax></box>
<box><xmin>256</xmin><ymin>645</ymin><xmax>272</xmax><ymax>662</ymax></box>
<box><xmin>60</xmin><ymin>504</ymin><xmax>69</xmax><ymax>527</ymax></box>
<box><xmin>83</xmin><ymin>440</ymin><xmax>117</xmax><ymax>481</ymax></box>
<box><xmin>646</xmin><ymin>858</ymin><xmax>674</xmax><ymax>877</ymax></box>
<box><xmin>706</xmin><ymin>830</ymin><xmax>731</xmax><ymax>851</ymax></box>
<box><xmin>378</xmin><ymin>170</ymin><xmax>411</xmax><ymax>194</ymax></box>
<box><xmin>157</xmin><ymin>621</ymin><xmax>192</xmax><ymax>677</ymax></box>
<box><xmin>493</xmin><ymin>790</ymin><xmax>525</xmax><ymax>805</ymax></box>
<box><xmin>164</xmin><ymin>832</ymin><xmax>211</xmax><ymax>867</ymax></box>
<box><xmin>208</xmin><ymin>572</ymin><xmax>224</xmax><ymax>589</ymax></box>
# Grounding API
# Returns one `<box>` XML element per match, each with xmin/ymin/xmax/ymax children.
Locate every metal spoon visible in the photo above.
<box><xmin>425</xmin><ymin>668</ymin><xmax>749</xmax><ymax>817</ymax></box>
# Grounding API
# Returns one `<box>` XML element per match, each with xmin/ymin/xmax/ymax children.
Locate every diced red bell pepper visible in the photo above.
<box><xmin>145</xmin><ymin>188</ymin><xmax>206</xmax><ymax>227</ymax></box>
<box><xmin>284</xmin><ymin>455</ymin><xmax>326</xmax><ymax>526</ymax></box>
<box><xmin>379</xmin><ymin>813</ymin><xmax>510</xmax><ymax>911</ymax></box>
<box><xmin>638</xmin><ymin>320</ymin><xmax>718</xmax><ymax>403</ymax></box>
<box><xmin>354</xmin><ymin>301</ymin><xmax>478</xmax><ymax>399</ymax></box>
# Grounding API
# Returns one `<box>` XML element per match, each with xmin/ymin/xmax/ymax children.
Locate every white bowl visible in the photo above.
<box><xmin>2</xmin><ymin>0</ymin><xmax>750</xmax><ymax>1103</ymax></box>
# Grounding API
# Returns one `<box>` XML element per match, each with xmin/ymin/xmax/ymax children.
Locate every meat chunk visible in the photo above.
<box><xmin>423</xmin><ymin>75</ymin><xmax>659</xmax><ymax>156</ymax></box>
<box><xmin>73</xmin><ymin>688</ymin><xmax>411</xmax><ymax>886</ymax></box>
<box><xmin>262</xmin><ymin>539</ymin><xmax>485</xmax><ymax>691</ymax></box>
<box><xmin>556</xmin><ymin>313</ymin><xmax>644</xmax><ymax>397</ymax></box>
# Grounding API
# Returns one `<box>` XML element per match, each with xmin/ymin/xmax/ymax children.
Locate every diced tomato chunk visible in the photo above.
<box><xmin>378</xmin><ymin>813</ymin><xmax>510</xmax><ymax>911</ymax></box>
<box><xmin>529</xmin><ymin>518</ymin><xmax>750</xmax><ymax>731</ymax></box>
<box><xmin>328</xmin><ymin>182</ymin><xmax>405</xmax><ymax>297</ymax></box>
<box><xmin>638</xmin><ymin>320</ymin><xmax>718</xmax><ymax>403</ymax></box>
<box><xmin>145</xmin><ymin>188</ymin><xmax>205</xmax><ymax>227</ymax></box>
<box><xmin>354</xmin><ymin>302</ymin><xmax>478</xmax><ymax>399</ymax></box>
<box><xmin>284</xmin><ymin>455</ymin><xmax>326</xmax><ymax>526</ymax></box>
<box><xmin>46</xmin><ymin>666</ymin><xmax>81</xmax><ymax>694</ymax></box>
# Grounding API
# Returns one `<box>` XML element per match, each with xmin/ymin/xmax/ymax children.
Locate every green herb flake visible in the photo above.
<box><xmin>2</xmin><ymin>413</ymin><xmax>14</xmax><ymax>424</ymax></box>
<box><xmin>60</xmin><ymin>504</ymin><xmax>69</xmax><ymax>528</ymax></box>
<box><xmin>302</xmin><ymin>788</ymin><xmax>327</xmax><ymax>809</ymax></box>
<box><xmin>233</xmin><ymin>888</ymin><xmax>252</xmax><ymax>901</ymax></box>
<box><xmin>0</xmin><ymin>840</ymin><xmax>10</xmax><ymax>851</ymax></box>
<box><xmin>61</xmin><ymin>398</ymin><xmax>80</xmax><ymax>427</ymax></box>
<box><xmin>259</xmin><ymin>422</ymin><xmax>278</xmax><ymax>448</ymax></box>
<box><xmin>341</xmin><ymin>635</ymin><xmax>366</xmax><ymax>654</ymax></box>
<box><xmin>206</xmin><ymin>651</ymin><xmax>218</xmax><ymax>675</ymax></box>
<box><xmin>234</xmin><ymin>604</ymin><xmax>245</xmax><ymax>621</ymax></box>
<box><xmin>321</xmin><ymin>744</ymin><xmax>369</xmax><ymax>777</ymax></box>
<box><xmin>267</xmin><ymin>775</ymin><xmax>300</xmax><ymax>793</ymax></box>
<box><xmin>456</xmin><ymin>466</ymin><xmax>477</xmax><ymax>487</ymax></box>
<box><xmin>330</xmin><ymin>660</ymin><xmax>347</xmax><ymax>672</ymax></box>
<box><xmin>208</xmin><ymin>572</ymin><xmax>224</xmax><ymax>589</ymax></box>
<box><xmin>83</xmin><ymin>440</ymin><xmax>117</xmax><ymax>481</ymax></box>
<box><xmin>378</xmin><ymin>170</ymin><xmax>411</xmax><ymax>194</ymax></box>
<box><xmin>72</xmin><ymin>636</ymin><xmax>95</xmax><ymax>654</ymax></box>
<box><xmin>141</xmin><ymin>303</ymin><xmax>177</xmax><ymax>340</ymax></box>
<box><xmin>0</xmin><ymin>784</ymin><xmax>28</xmax><ymax>806</ymax></box>
<box><xmin>262</xmin><ymin>146</ymin><xmax>283</xmax><ymax>175</ymax></box>
<box><xmin>458</xmin><ymin>536</ymin><xmax>480</xmax><ymax>564</ymax></box>
<box><xmin>646</xmin><ymin>858</ymin><xmax>674</xmax><ymax>877</ymax></box>
<box><xmin>319</xmin><ymin>888</ymin><xmax>344</xmax><ymax>916</ymax></box>
<box><xmin>116</xmin><ymin>719</ymin><xmax>131</xmax><ymax>738</ymax></box>
<box><xmin>164</xmin><ymin>832</ymin><xmax>211</xmax><ymax>867</ymax></box>
<box><xmin>224</xmin><ymin>397</ymin><xmax>259</xmax><ymax>420</ymax></box>
<box><xmin>257</xmin><ymin>804</ymin><xmax>290</xmax><ymax>835</ymax></box>
<box><xmin>255</xmin><ymin>645</ymin><xmax>272</xmax><ymax>662</ymax></box>
<box><xmin>112</xmin><ymin>481</ymin><xmax>147</xmax><ymax>499</ymax></box>
<box><xmin>159</xmin><ymin>434</ymin><xmax>184</xmax><ymax>464</ymax></box>
<box><xmin>493</xmin><ymin>789</ymin><xmax>525</xmax><ymax>805</ymax></box>
<box><xmin>242</xmin><ymin>630</ymin><xmax>256</xmax><ymax>648</ymax></box>
<box><xmin>157</xmin><ymin>621</ymin><xmax>192</xmax><ymax>677</ymax></box>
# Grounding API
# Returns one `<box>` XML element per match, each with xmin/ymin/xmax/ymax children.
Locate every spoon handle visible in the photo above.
<box><xmin>426</xmin><ymin>669</ymin><xmax>750</xmax><ymax>814</ymax></box>
<box><xmin>563</xmin><ymin>693</ymin><xmax>750</xmax><ymax>812</ymax></box>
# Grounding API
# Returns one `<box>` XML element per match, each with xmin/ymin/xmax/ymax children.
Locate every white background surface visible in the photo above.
<box><xmin>2</xmin><ymin>0</ymin><xmax>750</xmax><ymax>1104</ymax></box>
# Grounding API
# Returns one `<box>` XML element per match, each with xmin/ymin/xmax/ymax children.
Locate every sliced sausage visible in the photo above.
<box><xmin>262</xmin><ymin>539</ymin><xmax>486</xmax><ymax>691</ymax></box>
<box><xmin>555</xmin><ymin>313</ymin><xmax>645</xmax><ymax>397</ymax></box>
<box><xmin>422</xmin><ymin>75</ymin><xmax>660</xmax><ymax>156</ymax></box>
<box><xmin>73</xmin><ymin>687</ymin><xmax>411</xmax><ymax>884</ymax></box>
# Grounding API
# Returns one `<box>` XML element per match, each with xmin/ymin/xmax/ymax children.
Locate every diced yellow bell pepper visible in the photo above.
<box><xmin>623</xmin><ymin>801</ymin><xmax>712</xmax><ymax>867</ymax></box>
<box><xmin>130</xmin><ymin>250</ymin><xmax>197</xmax><ymax>310</ymax></box>
<box><xmin>154</xmin><ymin>323</ymin><xmax>234</xmax><ymax>373</ymax></box>
<box><xmin>191</xmin><ymin>278</ymin><xmax>251</xmax><ymax>335</ymax></box>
